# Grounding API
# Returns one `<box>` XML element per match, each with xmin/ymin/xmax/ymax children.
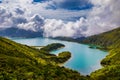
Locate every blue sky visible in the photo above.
<box><xmin>33</xmin><ymin>0</ymin><xmax>93</xmax><ymax>10</ymax></box>
<box><xmin>34</xmin><ymin>0</ymin><xmax>47</xmax><ymax>2</ymax></box>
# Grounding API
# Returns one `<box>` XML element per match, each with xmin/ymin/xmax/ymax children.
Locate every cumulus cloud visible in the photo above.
<box><xmin>17</xmin><ymin>14</ymin><xmax>44</xmax><ymax>32</ymax></box>
<box><xmin>0</xmin><ymin>0</ymin><xmax>120</xmax><ymax>38</ymax></box>
<box><xmin>2</xmin><ymin>0</ymin><xmax>90</xmax><ymax>21</ymax></box>
<box><xmin>85</xmin><ymin>0</ymin><xmax>120</xmax><ymax>36</ymax></box>
<box><xmin>43</xmin><ymin>0</ymin><xmax>120</xmax><ymax>37</ymax></box>
<box><xmin>0</xmin><ymin>7</ymin><xmax>13</xmax><ymax>28</ymax></box>
<box><xmin>3</xmin><ymin>0</ymin><xmax>32</xmax><ymax>3</ymax></box>
<box><xmin>0</xmin><ymin>5</ymin><xmax>44</xmax><ymax>32</ymax></box>
<box><xmin>43</xmin><ymin>17</ymin><xmax>88</xmax><ymax>38</ymax></box>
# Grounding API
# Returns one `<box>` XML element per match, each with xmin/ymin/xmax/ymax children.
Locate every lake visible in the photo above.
<box><xmin>10</xmin><ymin>37</ymin><xmax>108</xmax><ymax>75</ymax></box>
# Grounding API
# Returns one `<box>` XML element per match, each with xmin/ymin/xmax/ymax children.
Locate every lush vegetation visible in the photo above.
<box><xmin>1</xmin><ymin>27</ymin><xmax>120</xmax><ymax>80</ymax></box>
<box><xmin>58</xmin><ymin>51</ymin><xmax>71</xmax><ymax>58</ymax></box>
<box><xmin>81</xmin><ymin>27</ymin><xmax>120</xmax><ymax>80</ymax></box>
<box><xmin>40</xmin><ymin>43</ymin><xmax>65</xmax><ymax>52</ymax></box>
<box><xmin>58</xmin><ymin>51</ymin><xmax>71</xmax><ymax>63</ymax></box>
<box><xmin>40</xmin><ymin>43</ymin><xmax>71</xmax><ymax>63</ymax></box>
<box><xmin>48</xmin><ymin>51</ymin><xmax>71</xmax><ymax>63</ymax></box>
<box><xmin>0</xmin><ymin>37</ymin><xmax>87</xmax><ymax>80</ymax></box>
<box><xmin>81</xmin><ymin>27</ymin><xmax>120</xmax><ymax>48</ymax></box>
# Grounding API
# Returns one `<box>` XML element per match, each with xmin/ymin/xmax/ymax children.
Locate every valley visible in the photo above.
<box><xmin>0</xmin><ymin>27</ymin><xmax>120</xmax><ymax>80</ymax></box>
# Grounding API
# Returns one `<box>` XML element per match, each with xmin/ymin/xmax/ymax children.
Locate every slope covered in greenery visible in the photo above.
<box><xmin>1</xmin><ymin>27</ymin><xmax>120</xmax><ymax>80</ymax></box>
<box><xmin>80</xmin><ymin>27</ymin><xmax>120</xmax><ymax>80</ymax></box>
<box><xmin>0</xmin><ymin>37</ymin><xmax>87</xmax><ymax>80</ymax></box>
<box><xmin>40</xmin><ymin>43</ymin><xmax>65</xmax><ymax>52</ymax></box>
<box><xmin>40</xmin><ymin>43</ymin><xmax>71</xmax><ymax>63</ymax></box>
<box><xmin>81</xmin><ymin>27</ymin><xmax>120</xmax><ymax>49</ymax></box>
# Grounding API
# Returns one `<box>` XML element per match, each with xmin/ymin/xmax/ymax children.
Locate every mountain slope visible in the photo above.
<box><xmin>80</xmin><ymin>27</ymin><xmax>120</xmax><ymax>80</ymax></box>
<box><xmin>81</xmin><ymin>27</ymin><xmax>120</xmax><ymax>48</ymax></box>
<box><xmin>0</xmin><ymin>37</ymin><xmax>86</xmax><ymax>80</ymax></box>
<box><xmin>1</xmin><ymin>27</ymin><xmax>120</xmax><ymax>80</ymax></box>
<box><xmin>0</xmin><ymin>27</ymin><xmax>43</xmax><ymax>38</ymax></box>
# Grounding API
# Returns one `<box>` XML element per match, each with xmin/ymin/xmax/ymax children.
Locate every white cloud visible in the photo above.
<box><xmin>1</xmin><ymin>0</ymin><xmax>89</xmax><ymax>21</ymax></box>
<box><xmin>18</xmin><ymin>14</ymin><xmax>44</xmax><ymax>32</ymax></box>
<box><xmin>43</xmin><ymin>17</ymin><xmax>88</xmax><ymax>38</ymax></box>
<box><xmin>43</xmin><ymin>0</ymin><xmax>120</xmax><ymax>37</ymax></box>
<box><xmin>0</xmin><ymin>0</ymin><xmax>120</xmax><ymax>38</ymax></box>
<box><xmin>85</xmin><ymin>0</ymin><xmax>120</xmax><ymax>36</ymax></box>
<box><xmin>2</xmin><ymin>0</ymin><xmax>32</xmax><ymax>3</ymax></box>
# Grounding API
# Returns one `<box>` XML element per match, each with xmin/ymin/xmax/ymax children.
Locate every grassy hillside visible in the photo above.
<box><xmin>40</xmin><ymin>43</ymin><xmax>71</xmax><ymax>63</ymax></box>
<box><xmin>80</xmin><ymin>27</ymin><xmax>120</xmax><ymax>80</ymax></box>
<box><xmin>40</xmin><ymin>43</ymin><xmax>65</xmax><ymax>52</ymax></box>
<box><xmin>0</xmin><ymin>37</ymin><xmax>87</xmax><ymax>80</ymax></box>
<box><xmin>81</xmin><ymin>27</ymin><xmax>120</xmax><ymax>49</ymax></box>
<box><xmin>1</xmin><ymin>27</ymin><xmax>120</xmax><ymax>80</ymax></box>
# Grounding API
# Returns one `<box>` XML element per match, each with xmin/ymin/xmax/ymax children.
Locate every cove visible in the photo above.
<box><xmin>10</xmin><ymin>37</ymin><xmax>108</xmax><ymax>75</ymax></box>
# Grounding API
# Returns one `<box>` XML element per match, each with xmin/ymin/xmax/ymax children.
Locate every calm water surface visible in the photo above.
<box><xmin>10</xmin><ymin>37</ymin><xmax>107</xmax><ymax>75</ymax></box>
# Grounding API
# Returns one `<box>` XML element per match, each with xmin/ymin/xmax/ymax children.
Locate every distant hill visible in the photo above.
<box><xmin>0</xmin><ymin>37</ymin><xmax>86</xmax><ymax>80</ymax></box>
<box><xmin>0</xmin><ymin>27</ymin><xmax>43</xmax><ymax>38</ymax></box>
<box><xmin>81</xmin><ymin>27</ymin><xmax>120</xmax><ymax>48</ymax></box>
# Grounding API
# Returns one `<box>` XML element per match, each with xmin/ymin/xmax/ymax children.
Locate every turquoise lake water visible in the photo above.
<box><xmin>10</xmin><ymin>37</ymin><xmax>108</xmax><ymax>75</ymax></box>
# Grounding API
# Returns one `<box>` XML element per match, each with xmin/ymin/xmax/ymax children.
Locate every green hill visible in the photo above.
<box><xmin>0</xmin><ymin>37</ymin><xmax>86</xmax><ymax>80</ymax></box>
<box><xmin>81</xmin><ymin>27</ymin><xmax>120</xmax><ymax>49</ymax></box>
<box><xmin>1</xmin><ymin>27</ymin><xmax>120</xmax><ymax>80</ymax></box>
<box><xmin>81</xmin><ymin>27</ymin><xmax>120</xmax><ymax>80</ymax></box>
